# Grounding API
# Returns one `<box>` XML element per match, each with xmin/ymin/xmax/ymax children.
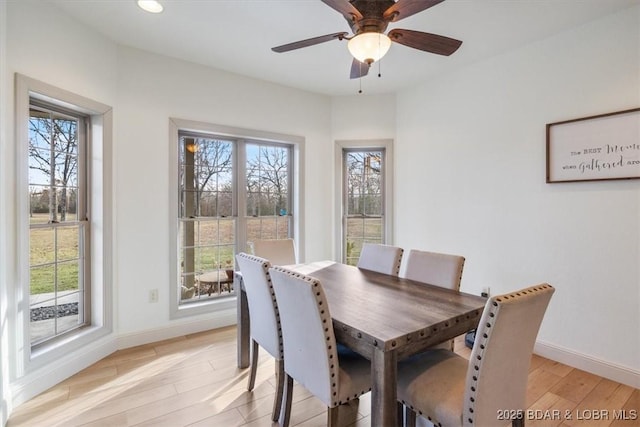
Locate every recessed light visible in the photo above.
<box><xmin>137</xmin><ymin>0</ymin><xmax>163</xmax><ymax>14</ymax></box>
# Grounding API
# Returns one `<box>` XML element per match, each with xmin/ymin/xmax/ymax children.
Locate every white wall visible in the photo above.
<box><xmin>395</xmin><ymin>6</ymin><xmax>640</xmax><ymax>386</ymax></box>
<box><xmin>331</xmin><ymin>94</ymin><xmax>396</xmax><ymax>141</ymax></box>
<box><xmin>114</xmin><ymin>46</ymin><xmax>333</xmax><ymax>335</ymax></box>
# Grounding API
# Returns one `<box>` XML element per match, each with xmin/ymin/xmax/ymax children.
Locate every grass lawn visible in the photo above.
<box><xmin>29</xmin><ymin>211</ymin><xmax>382</xmax><ymax>296</ymax></box>
<box><xmin>30</xmin><ymin>213</ymin><xmax>80</xmax><ymax>295</ymax></box>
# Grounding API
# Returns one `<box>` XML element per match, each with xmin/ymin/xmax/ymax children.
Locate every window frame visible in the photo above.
<box><xmin>334</xmin><ymin>139</ymin><xmax>394</xmax><ymax>263</ymax></box>
<box><xmin>15</xmin><ymin>74</ymin><xmax>113</xmax><ymax>372</ymax></box>
<box><xmin>28</xmin><ymin>100</ymin><xmax>91</xmax><ymax>348</ymax></box>
<box><xmin>169</xmin><ymin>118</ymin><xmax>304</xmax><ymax>319</ymax></box>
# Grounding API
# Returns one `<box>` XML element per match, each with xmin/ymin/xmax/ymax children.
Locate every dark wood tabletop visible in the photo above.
<box><xmin>236</xmin><ymin>261</ymin><xmax>486</xmax><ymax>427</ymax></box>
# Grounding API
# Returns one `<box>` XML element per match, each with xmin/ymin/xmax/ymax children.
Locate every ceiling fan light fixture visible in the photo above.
<box><xmin>185</xmin><ymin>140</ymin><xmax>199</xmax><ymax>153</ymax></box>
<box><xmin>137</xmin><ymin>0</ymin><xmax>164</xmax><ymax>14</ymax></box>
<box><xmin>348</xmin><ymin>32</ymin><xmax>391</xmax><ymax>64</ymax></box>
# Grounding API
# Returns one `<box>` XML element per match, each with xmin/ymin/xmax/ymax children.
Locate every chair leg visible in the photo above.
<box><xmin>327</xmin><ymin>406</ymin><xmax>339</xmax><ymax>427</ymax></box>
<box><xmin>247</xmin><ymin>339</ymin><xmax>258</xmax><ymax>391</ymax></box>
<box><xmin>271</xmin><ymin>359</ymin><xmax>285</xmax><ymax>422</ymax></box>
<box><xmin>280</xmin><ymin>374</ymin><xmax>294</xmax><ymax>427</ymax></box>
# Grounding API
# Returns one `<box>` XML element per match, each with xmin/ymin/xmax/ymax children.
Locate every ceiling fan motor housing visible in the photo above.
<box><xmin>346</xmin><ymin>0</ymin><xmax>396</xmax><ymax>34</ymax></box>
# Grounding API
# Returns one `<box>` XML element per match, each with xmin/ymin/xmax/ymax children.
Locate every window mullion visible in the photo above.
<box><xmin>236</xmin><ymin>140</ymin><xmax>248</xmax><ymax>254</ymax></box>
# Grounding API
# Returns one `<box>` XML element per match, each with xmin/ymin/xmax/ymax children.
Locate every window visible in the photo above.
<box><xmin>335</xmin><ymin>140</ymin><xmax>393</xmax><ymax>265</ymax></box>
<box><xmin>28</xmin><ymin>102</ymin><xmax>89</xmax><ymax>347</ymax></box>
<box><xmin>16</xmin><ymin>74</ymin><xmax>112</xmax><ymax>367</ymax></box>
<box><xmin>172</xmin><ymin>120</ymin><xmax>301</xmax><ymax>316</ymax></box>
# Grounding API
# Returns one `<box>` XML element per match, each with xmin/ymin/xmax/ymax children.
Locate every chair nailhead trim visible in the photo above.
<box><xmin>272</xmin><ymin>266</ymin><xmax>371</xmax><ymax>407</ymax></box>
<box><xmin>464</xmin><ymin>283</ymin><xmax>554</xmax><ymax>425</ymax></box>
<box><xmin>237</xmin><ymin>253</ymin><xmax>284</xmax><ymax>357</ymax></box>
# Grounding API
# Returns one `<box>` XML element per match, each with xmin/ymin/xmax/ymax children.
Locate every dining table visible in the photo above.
<box><xmin>235</xmin><ymin>261</ymin><xmax>487</xmax><ymax>427</ymax></box>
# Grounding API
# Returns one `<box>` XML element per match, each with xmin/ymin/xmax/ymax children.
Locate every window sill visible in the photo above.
<box><xmin>171</xmin><ymin>294</ymin><xmax>237</xmax><ymax>320</ymax></box>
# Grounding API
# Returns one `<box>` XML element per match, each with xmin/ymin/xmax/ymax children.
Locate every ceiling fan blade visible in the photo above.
<box><xmin>388</xmin><ymin>29</ymin><xmax>462</xmax><ymax>56</ymax></box>
<box><xmin>383</xmin><ymin>0</ymin><xmax>446</xmax><ymax>22</ymax></box>
<box><xmin>272</xmin><ymin>32</ymin><xmax>349</xmax><ymax>53</ymax></box>
<box><xmin>321</xmin><ymin>0</ymin><xmax>363</xmax><ymax>20</ymax></box>
<box><xmin>350</xmin><ymin>58</ymin><xmax>370</xmax><ymax>79</ymax></box>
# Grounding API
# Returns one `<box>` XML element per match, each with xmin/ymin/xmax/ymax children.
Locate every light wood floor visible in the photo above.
<box><xmin>7</xmin><ymin>326</ymin><xmax>639</xmax><ymax>427</ymax></box>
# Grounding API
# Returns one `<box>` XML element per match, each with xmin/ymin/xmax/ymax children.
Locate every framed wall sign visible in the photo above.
<box><xmin>546</xmin><ymin>108</ymin><xmax>640</xmax><ymax>183</ymax></box>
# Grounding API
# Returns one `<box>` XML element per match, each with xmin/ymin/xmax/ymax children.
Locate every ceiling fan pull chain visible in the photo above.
<box><xmin>378</xmin><ymin>35</ymin><xmax>382</xmax><ymax>78</ymax></box>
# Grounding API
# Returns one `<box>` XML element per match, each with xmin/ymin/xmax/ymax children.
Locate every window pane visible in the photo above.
<box><xmin>344</xmin><ymin>150</ymin><xmax>384</xmax><ymax>264</ymax></box>
<box><xmin>28</xmin><ymin>185</ymin><xmax>78</xmax><ymax>223</ymax></box>
<box><xmin>29</xmin><ymin>148</ymin><xmax>52</xmax><ymax>187</ymax></box>
<box><xmin>57</xmin><ymin>227</ymin><xmax>80</xmax><ymax>262</ymax></box>
<box><xmin>178</xmin><ymin>216</ymin><xmax>236</xmax><ymax>303</ymax></box>
<box><xmin>246</xmin><ymin>218</ymin><xmax>262</xmax><ymax>242</ymax></box>
<box><xmin>30</xmin><ymin>264</ymin><xmax>55</xmax><ymax>295</ymax></box>
<box><xmin>246</xmin><ymin>216</ymin><xmax>290</xmax><ymax>242</ymax></box>
<box><xmin>218</xmin><ymin>219</ymin><xmax>235</xmax><ymax>245</ymax></box>
<box><xmin>58</xmin><ymin>260</ymin><xmax>80</xmax><ymax>292</ymax></box>
<box><xmin>364</xmin><ymin>218</ymin><xmax>383</xmax><ymax>240</ymax></box>
<box><xmin>179</xmin><ymin>136</ymin><xmax>233</xmax><ymax>219</ymax></box>
<box><xmin>246</xmin><ymin>144</ymin><xmax>289</xmax><ymax>218</ymax></box>
<box><xmin>29</xmin><ymin>112</ymin><xmax>79</xmax><ymax>223</ymax></box>
<box><xmin>30</xmin><ymin>226</ymin><xmax>54</xmax><ymax>265</ymax></box>
<box><xmin>30</xmin><ymin>261</ymin><xmax>83</xmax><ymax>345</ymax></box>
<box><xmin>194</xmin><ymin>246</ymin><xmax>218</xmax><ymax>273</ymax></box>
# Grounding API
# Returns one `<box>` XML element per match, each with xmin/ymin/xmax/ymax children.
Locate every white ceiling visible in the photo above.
<box><xmin>48</xmin><ymin>0</ymin><xmax>639</xmax><ymax>96</ymax></box>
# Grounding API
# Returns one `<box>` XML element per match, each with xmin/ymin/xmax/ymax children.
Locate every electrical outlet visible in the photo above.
<box><xmin>149</xmin><ymin>289</ymin><xmax>159</xmax><ymax>303</ymax></box>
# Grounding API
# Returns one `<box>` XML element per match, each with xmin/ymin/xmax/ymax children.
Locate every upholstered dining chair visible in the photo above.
<box><xmin>269</xmin><ymin>266</ymin><xmax>372</xmax><ymax>427</ymax></box>
<box><xmin>403</xmin><ymin>249</ymin><xmax>466</xmax><ymax>351</ymax></box>
<box><xmin>397</xmin><ymin>284</ymin><xmax>555</xmax><ymax>427</ymax></box>
<box><xmin>403</xmin><ymin>249</ymin><xmax>465</xmax><ymax>290</ymax></box>
<box><xmin>356</xmin><ymin>243</ymin><xmax>404</xmax><ymax>276</ymax></box>
<box><xmin>250</xmin><ymin>238</ymin><xmax>297</xmax><ymax>266</ymax></box>
<box><xmin>234</xmin><ymin>253</ymin><xmax>285</xmax><ymax>422</ymax></box>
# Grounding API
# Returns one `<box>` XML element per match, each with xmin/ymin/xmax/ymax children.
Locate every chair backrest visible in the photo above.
<box><xmin>250</xmin><ymin>238</ymin><xmax>297</xmax><ymax>266</ymax></box>
<box><xmin>463</xmin><ymin>284</ymin><xmax>554</xmax><ymax>427</ymax></box>
<box><xmin>403</xmin><ymin>249</ymin><xmax>465</xmax><ymax>290</ymax></box>
<box><xmin>235</xmin><ymin>253</ymin><xmax>282</xmax><ymax>359</ymax></box>
<box><xmin>269</xmin><ymin>266</ymin><xmax>340</xmax><ymax>407</ymax></box>
<box><xmin>356</xmin><ymin>243</ymin><xmax>403</xmax><ymax>276</ymax></box>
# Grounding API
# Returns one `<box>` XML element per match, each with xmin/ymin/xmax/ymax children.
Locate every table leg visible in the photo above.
<box><xmin>236</xmin><ymin>275</ymin><xmax>250</xmax><ymax>368</ymax></box>
<box><xmin>371</xmin><ymin>348</ymin><xmax>398</xmax><ymax>427</ymax></box>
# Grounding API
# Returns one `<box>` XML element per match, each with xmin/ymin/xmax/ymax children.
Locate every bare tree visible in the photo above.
<box><xmin>346</xmin><ymin>152</ymin><xmax>381</xmax><ymax>215</ymax></box>
<box><xmin>180</xmin><ymin>137</ymin><xmax>233</xmax><ymax>217</ymax></box>
<box><xmin>193</xmin><ymin>138</ymin><xmax>232</xmax><ymax>216</ymax></box>
<box><xmin>28</xmin><ymin>112</ymin><xmax>78</xmax><ymax>222</ymax></box>
<box><xmin>246</xmin><ymin>146</ymin><xmax>288</xmax><ymax>216</ymax></box>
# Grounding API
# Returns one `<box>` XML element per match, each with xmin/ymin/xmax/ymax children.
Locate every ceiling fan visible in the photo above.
<box><xmin>271</xmin><ymin>0</ymin><xmax>462</xmax><ymax>79</ymax></box>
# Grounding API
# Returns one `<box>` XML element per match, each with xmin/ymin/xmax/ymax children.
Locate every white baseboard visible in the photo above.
<box><xmin>535</xmin><ymin>340</ymin><xmax>640</xmax><ymax>388</ymax></box>
<box><xmin>10</xmin><ymin>336</ymin><xmax>116</xmax><ymax>408</ymax></box>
